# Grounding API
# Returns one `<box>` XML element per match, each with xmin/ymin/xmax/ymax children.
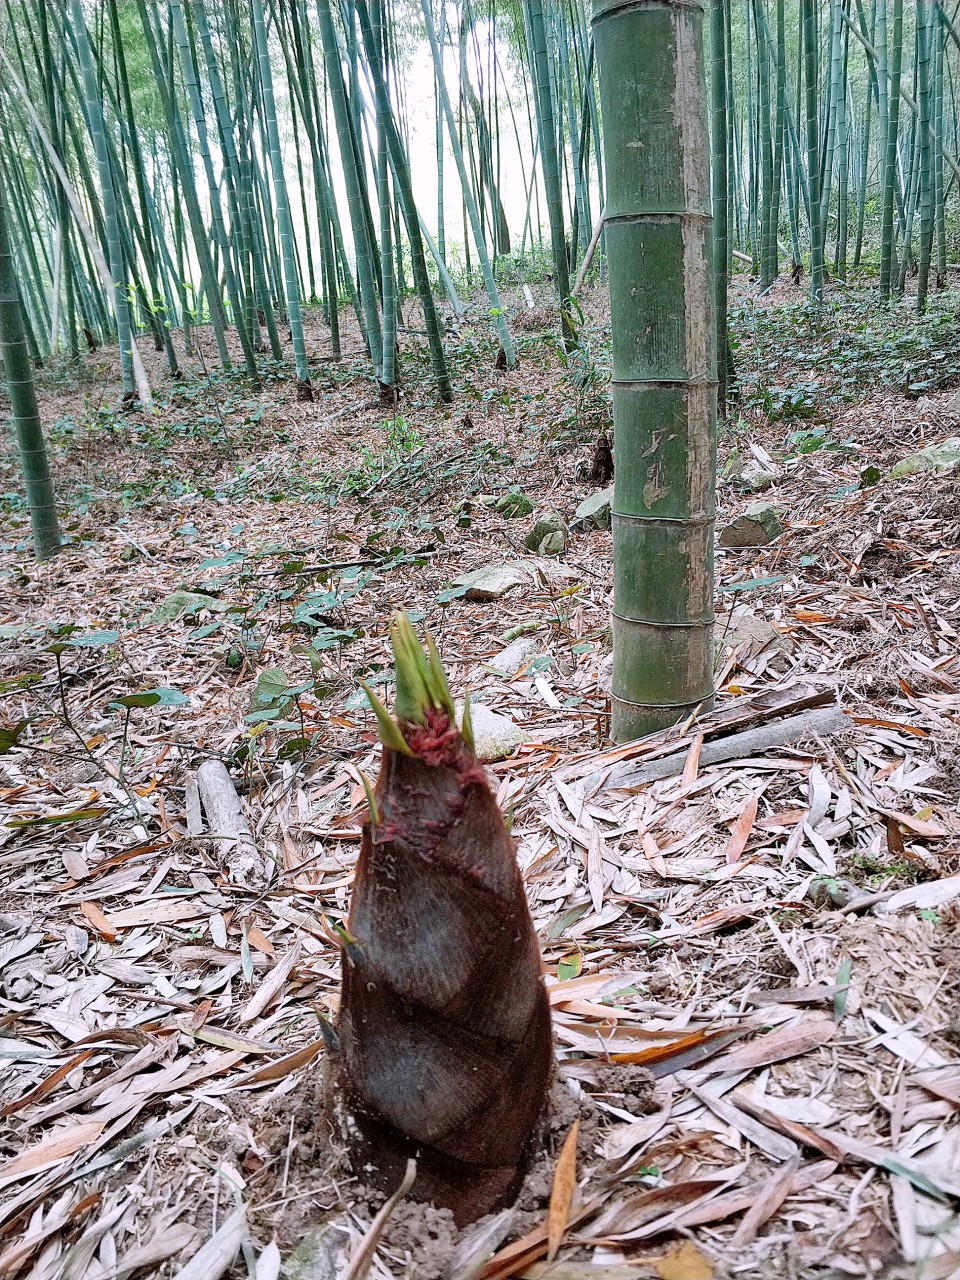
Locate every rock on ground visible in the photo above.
<box><xmin>453</xmin><ymin>563</ymin><xmax>529</xmax><ymax>602</ymax></box>
<box><xmin>457</xmin><ymin>702</ymin><xmax>524</xmax><ymax>761</ymax></box>
<box><xmin>719</xmin><ymin>501</ymin><xmax>784</xmax><ymax>548</ymax></box>
<box><xmin>524</xmin><ymin>509</ymin><xmax>566</xmax><ymax>553</ymax></box>
<box><xmin>485</xmin><ymin>635</ymin><xmax>541</xmax><ymax>677</ymax></box>
<box><xmin>495</xmin><ymin>491</ymin><xmax>534</xmax><ymax>518</ymax></box>
<box><xmin>889</xmin><ymin>436</ymin><xmax>960</xmax><ymax>478</ymax></box>
<box><xmin>570</xmin><ymin>486</ymin><xmax>613</xmax><ymax>532</ymax></box>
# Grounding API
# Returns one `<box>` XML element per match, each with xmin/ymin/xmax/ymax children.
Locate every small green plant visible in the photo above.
<box><xmin>848</xmin><ymin>850</ymin><xmax>924</xmax><ymax>885</ymax></box>
<box><xmin>783</xmin><ymin>425</ymin><xmax>856</xmax><ymax>456</ymax></box>
<box><xmin>552</xmin><ymin>306</ymin><xmax>612</xmax><ymax>447</ymax></box>
<box><xmin>731</xmin><ymin>286</ymin><xmax>960</xmax><ymax>426</ymax></box>
<box><xmin>381</xmin><ymin>415</ymin><xmax>423</xmax><ymax>453</ymax></box>
<box><xmin>2</xmin><ymin>625</ymin><xmax>189</xmax><ymax>813</ymax></box>
<box><xmin>748</xmin><ymin>383</ymin><xmax>819</xmax><ymax>422</ymax></box>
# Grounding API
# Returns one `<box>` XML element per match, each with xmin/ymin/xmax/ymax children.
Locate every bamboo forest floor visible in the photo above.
<box><xmin>5</xmin><ymin>277</ymin><xmax>960</xmax><ymax>1279</ymax></box>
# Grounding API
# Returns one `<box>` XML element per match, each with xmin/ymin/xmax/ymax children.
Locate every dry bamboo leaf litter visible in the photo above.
<box><xmin>3</xmin><ymin>295</ymin><xmax>960</xmax><ymax>1276</ymax></box>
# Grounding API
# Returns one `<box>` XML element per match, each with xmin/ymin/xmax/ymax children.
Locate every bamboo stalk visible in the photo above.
<box><xmin>593</xmin><ymin>0</ymin><xmax>717</xmax><ymax>740</ymax></box>
<box><xmin>0</xmin><ymin>170</ymin><xmax>61</xmax><ymax>560</ymax></box>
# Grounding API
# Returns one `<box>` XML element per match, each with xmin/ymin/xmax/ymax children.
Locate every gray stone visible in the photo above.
<box><xmin>915</xmin><ymin>396</ymin><xmax>938</xmax><ymax>419</ymax></box>
<box><xmin>150</xmin><ymin>590</ymin><xmax>231</xmax><ymax>624</ymax></box>
<box><xmin>890</xmin><ymin>436</ymin><xmax>960</xmax><ymax>479</ymax></box>
<box><xmin>719</xmin><ymin>502</ymin><xmax>784</xmax><ymax>549</ymax></box>
<box><xmin>741</xmin><ymin>468</ymin><xmax>775</xmax><ymax>492</ymax></box>
<box><xmin>495</xmin><ymin>490</ymin><xmax>534</xmax><ymax>518</ymax></box>
<box><xmin>720</xmin><ymin>448</ymin><xmax>743</xmax><ymax>480</ymax></box>
<box><xmin>537</xmin><ymin>530</ymin><xmax>566</xmax><ymax>557</ymax></box>
<box><xmin>457</xmin><ymin>701</ymin><xmax>524</xmax><ymax>761</ymax></box>
<box><xmin>570</xmin><ymin>486</ymin><xmax>614</xmax><ymax>532</ymax></box>
<box><xmin>454</xmin><ymin>562</ymin><xmax>528</xmax><ymax>602</ymax></box>
<box><xmin>944</xmin><ymin>392</ymin><xmax>960</xmax><ymax>422</ymax></box>
<box><xmin>524</xmin><ymin>508</ymin><xmax>565</xmax><ymax>551</ymax></box>
<box><xmin>486</xmin><ymin>635</ymin><xmax>540</xmax><ymax>677</ymax></box>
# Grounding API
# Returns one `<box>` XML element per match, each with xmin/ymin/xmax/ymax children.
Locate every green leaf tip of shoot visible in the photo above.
<box><xmin>331</xmin><ymin>919</ymin><xmax>357</xmax><ymax>948</ymax></box>
<box><xmin>360</xmin><ymin>771</ymin><xmax>380</xmax><ymax>824</ymax></box>
<box><xmin>330</xmin><ymin>919</ymin><xmax>363</xmax><ymax>965</ymax></box>
<box><xmin>425</xmin><ymin>630</ymin><xmax>456</xmax><ymax>719</ymax></box>
<box><xmin>460</xmin><ymin>688</ymin><xmax>475</xmax><ymax>755</ymax></box>
<box><xmin>389</xmin><ymin>612</ymin><xmax>455</xmax><ymax>724</ymax></box>
<box><xmin>316</xmin><ymin>1012</ymin><xmax>341</xmax><ymax>1054</ymax></box>
<box><xmin>360</xmin><ymin>681</ymin><xmax>413</xmax><ymax>756</ymax></box>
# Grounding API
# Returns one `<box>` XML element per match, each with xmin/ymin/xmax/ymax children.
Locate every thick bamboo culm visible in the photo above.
<box><xmin>592</xmin><ymin>0</ymin><xmax>717</xmax><ymax>741</ymax></box>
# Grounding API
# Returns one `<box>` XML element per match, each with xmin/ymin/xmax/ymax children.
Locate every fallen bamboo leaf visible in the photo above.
<box><xmin>177</xmin><ymin>1023</ymin><xmax>281</xmax><ymax>1054</ymax></box>
<box><xmin>883</xmin><ymin>809</ymin><xmax>948</xmax><ymax>837</ymax></box>
<box><xmin>587</xmin><ymin>830</ymin><xmax>604</xmax><ymax>914</ymax></box>
<box><xmin>612</xmin><ymin>1026</ymin><xmax>746</xmax><ymax>1073</ymax></box>
<box><xmin>704</xmin><ymin>1019</ymin><xmax>836</xmax><ymax>1074</ymax></box>
<box><xmin>913</xmin><ymin>1067</ymin><xmax>960</xmax><ymax>1106</ymax></box>
<box><xmin>246</xmin><ymin>926</ymin><xmax>275</xmax><ymax>956</ymax></box>
<box><xmin>547</xmin><ymin>1119</ymin><xmax>579</xmax><ymax>1261</ymax></box>
<box><xmin>520</xmin><ymin>1267</ymin><xmax>645</xmax><ymax>1279</ymax></box>
<box><xmin>863</xmin><ymin>1007</ymin><xmax>948</xmax><ymax>1069</ymax></box>
<box><xmin>547</xmin><ymin>972</ymin><xmax>620</xmax><ymax>1005</ymax></box>
<box><xmin>665</xmin><ymin>1160</ymin><xmax>837</xmax><ymax>1232</ymax></box>
<box><xmin>0</xmin><ymin>932</ymin><xmax>43</xmax><ymax>971</ymax></box>
<box><xmin>730</xmin><ymin>1154</ymin><xmax>801</xmax><ymax>1246</ymax></box>
<box><xmin>583</xmin><ymin>1177</ymin><xmax>733</xmax><ymax>1243</ymax></box>
<box><xmin>0</xmin><ymin>1049</ymin><xmax>100</xmax><ymax>1118</ymax></box>
<box><xmin>681</xmin><ymin>733</ymin><xmax>703</xmax><ymax>786</ymax></box>
<box><xmin>106</xmin><ymin>1222</ymin><xmax>201</xmax><ymax>1280</ymax></box>
<box><xmin>851</xmin><ymin>716</ymin><xmax>929</xmax><ymax>738</ymax></box>
<box><xmin>5</xmin><ymin>807</ymin><xmax>107</xmax><ymax>828</ymax></box>
<box><xmin>834</xmin><ymin>957</ymin><xmax>853</xmax><ymax>1022</ymax></box>
<box><xmin>31</xmin><ymin>1042</ymin><xmax>171</xmax><ymax>1126</ymax></box>
<box><xmin>79</xmin><ymin>901</ymin><xmax>116</xmax><ymax>941</ymax></box>
<box><xmin>744</xmin><ymin>984</ymin><xmax>843</xmax><ymax>1006</ymax></box>
<box><xmin>731</xmin><ymin>1093</ymin><xmax>845</xmax><ymax>1160</ymax></box>
<box><xmin>686</xmin><ymin>1083</ymin><xmax>798</xmax><ymax>1161</ymax></box>
<box><xmin>0</xmin><ymin>1120</ymin><xmax>105</xmax><ymax>1187</ymax></box>
<box><xmin>239</xmin><ymin>943</ymin><xmax>301</xmax><ymax>1023</ymax></box>
<box><xmin>880</xmin><ymin>871</ymin><xmax>960</xmax><ymax>914</ymax></box>
<box><xmin>446</xmin><ymin>1209</ymin><xmax>515</xmax><ymax>1280</ymax></box>
<box><xmin>603</xmin><ymin>1103</ymin><xmax>671</xmax><ymax>1164</ymax></box>
<box><xmin>343</xmin><ymin>1159</ymin><xmax>417</xmax><ymax>1280</ymax></box>
<box><xmin>254</xmin><ymin>1239</ymin><xmax>281</xmax><ymax>1280</ymax></box>
<box><xmin>724</xmin><ymin>795</ymin><xmax>758</xmax><ymax>864</ymax></box>
<box><xmin>169</xmin><ymin>1208</ymin><xmax>246</xmax><ymax>1280</ymax></box>
<box><xmin>0</xmin><ymin>1192</ymin><xmax>101</xmax><ymax>1276</ymax></box>
<box><xmin>476</xmin><ymin>1197</ymin><xmax>607</xmax><ymax>1280</ymax></box>
<box><xmin>107</xmin><ymin>900</ymin><xmax>206</xmax><ymax>929</ymax></box>
<box><xmin>689</xmin><ymin>904</ymin><xmax>761</xmax><ymax>934</ymax></box>
<box><xmin>231</xmin><ymin>1037</ymin><xmax>324</xmax><ymax>1088</ymax></box>
<box><xmin>807</xmin><ymin>1128</ymin><xmax>960</xmax><ymax>1200</ymax></box>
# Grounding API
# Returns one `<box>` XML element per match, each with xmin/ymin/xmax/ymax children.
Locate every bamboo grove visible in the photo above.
<box><xmin>2</xmin><ymin>3</ymin><xmax>959</xmax><ymax>408</ymax></box>
<box><xmin>3</xmin><ymin>2</ymin><xmax>960</xmax><ymax>738</ymax></box>
<box><xmin>0</xmin><ymin>0</ymin><xmax>606</xmax><ymax>405</ymax></box>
